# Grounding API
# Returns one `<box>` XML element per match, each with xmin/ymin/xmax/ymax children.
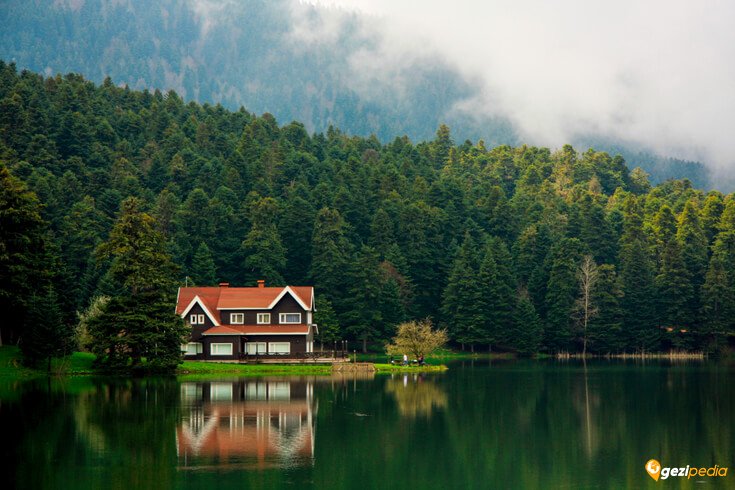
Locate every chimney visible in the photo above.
<box><xmin>257</xmin><ymin>279</ymin><xmax>265</xmax><ymax>288</ymax></box>
<box><xmin>219</xmin><ymin>282</ymin><xmax>230</xmax><ymax>288</ymax></box>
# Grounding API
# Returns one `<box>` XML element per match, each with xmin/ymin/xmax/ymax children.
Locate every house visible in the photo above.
<box><xmin>176</xmin><ymin>280</ymin><xmax>316</xmax><ymax>360</ymax></box>
<box><xmin>177</xmin><ymin>379</ymin><xmax>315</xmax><ymax>469</ymax></box>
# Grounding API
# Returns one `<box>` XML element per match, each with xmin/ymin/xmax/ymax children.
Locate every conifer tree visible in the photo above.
<box><xmin>0</xmin><ymin>162</ymin><xmax>53</xmax><ymax>347</ymax></box>
<box><xmin>20</xmin><ymin>286</ymin><xmax>72</xmax><ymax>370</ymax></box>
<box><xmin>587</xmin><ymin>265</ymin><xmax>624</xmax><ymax>353</ymax></box>
<box><xmin>700</xmin><ymin>192</ymin><xmax>724</xmax><ymax>245</ymax></box>
<box><xmin>441</xmin><ymin>231</ymin><xmax>484</xmax><ymax>350</ymax></box>
<box><xmin>314</xmin><ymin>297</ymin><xmax>340</xmax><ymax>351</ymax></box>
<box><xmin>544</xmin><ymin>238</ymin><xmax>585</xmax><ymax>352</ymax></box>
<box><xmin>91</xmin><ymin>197</ymin><xmax>189</xmax><ymax>372</ymax></box>
<box><xmin>676</xmin><ymin>200</ymin><xmax>708</xmax><ymax>330</ymax></box>
<box><xmin>701</xmin><ymin>231</ymin><xmax>735</xmax><ymax>351</ymax></box>
<box><xmin>190</xmin><ymin>242</ymin><xmax>217</xmax><ymax>285</ymax></box>
<box><xmin>242</xmin><ymin>196</ymin><xmax>286</xmax><ymax>285</ymax></box>
<box><xmin>619</xmin><ymin>197</ymin><xmax>658</xmax><ymax>351</ymax></box>
<box><xmin>310</xmin><ymin>207</ymin><xmax>352</xmax><ymax>308</ymax></box>
<box><xmin>510</xmin><ymin>290</ymin><xmax>543</xmax><ymax>356</ymax></box>
<box><xmin>343</xmin><ymin>245</ymin><xmax>384</xmax><ymax>352</ymax></box>
<box><xmin>479</xmin><ymin>238</ymin><xmax>516</xmax><ymax>350</ymax></box>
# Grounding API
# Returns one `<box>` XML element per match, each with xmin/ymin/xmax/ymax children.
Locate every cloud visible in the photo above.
<box><xmin>298</xmin><ymin>0</ymin><xmax>735</xmax><ymax>174</ymax></box>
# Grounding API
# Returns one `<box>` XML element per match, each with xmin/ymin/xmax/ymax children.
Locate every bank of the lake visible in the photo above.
<box><xmin>0</xmin><ymin>346</ymin><xmax>448</xmax><ymax>379</ymax></box>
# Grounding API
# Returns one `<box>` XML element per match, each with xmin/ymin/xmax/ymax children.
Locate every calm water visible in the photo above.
<box><xmin>1</xmin><ymin>360</ymin><xmax>733</xmax><ymax>489</ymax></box>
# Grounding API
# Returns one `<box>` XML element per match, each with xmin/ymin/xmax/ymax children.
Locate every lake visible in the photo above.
<box><xmin>1</xmin><ymin>360</ymin><xmax>732</xmax><ymax>489</ymax></box>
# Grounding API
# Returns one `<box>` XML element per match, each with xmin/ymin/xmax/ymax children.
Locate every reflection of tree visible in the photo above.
<box><xmin>385</xmin><ymin>376</ymin><xmax>447</xmax><ymax>418</ymax></box>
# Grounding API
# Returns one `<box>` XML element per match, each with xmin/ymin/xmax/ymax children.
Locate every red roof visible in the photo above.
<box><xmin>203</xmin><ymin>325</ymin><xmax>310</xmax><ymax>335</ymax></box>
<box><xmin>176</xmin><ymin>284</ymin><xmax>314</xmax><ymax>333</ymax></box>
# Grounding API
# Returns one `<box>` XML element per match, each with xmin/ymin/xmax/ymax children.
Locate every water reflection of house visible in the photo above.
<box><xmin>177</xmin><ymin>379</ymin><xmax>316</xmax><ymax>470</ymax></box>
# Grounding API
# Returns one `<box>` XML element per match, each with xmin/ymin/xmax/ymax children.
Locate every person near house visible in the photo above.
<box><xmin>403</xmin><ymin>354</ymin><xmax>408</xmax><ymax>366</ymax></box>
<box><xmin>418</xmin><ymin>355</ymin><xmax>425</xmax><ymax>366</ymax></box>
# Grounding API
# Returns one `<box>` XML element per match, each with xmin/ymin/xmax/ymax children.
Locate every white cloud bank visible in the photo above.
<box><xmin>300</xmin><ymin>0</ymin><xmax>735</xmax><ymax>176</ymax></box>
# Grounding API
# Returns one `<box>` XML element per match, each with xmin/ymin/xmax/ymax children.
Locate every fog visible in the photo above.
<box><xmin>297</xmin><ymin>1</ymin><xmax>735</xmax><ymax>178</ymax></box>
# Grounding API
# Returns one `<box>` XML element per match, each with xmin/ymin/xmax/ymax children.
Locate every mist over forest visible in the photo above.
<box><xmin>0</xmin><ymin>0</ymin><xmax>715</xmax><ymax>189</ymax></box>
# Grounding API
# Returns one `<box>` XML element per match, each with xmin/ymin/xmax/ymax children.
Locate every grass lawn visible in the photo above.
<box><xmin>0</xmin><ymin>346</ymin><xmax>97</xmax><ymax>379</ymax></box>
<box><xmin>0</xmin><ymin>346</ymin><xmax>449</xmax><ymax>380</ymax></box>
<box><xmin>177</xmin><ymin>360</ymin><xmax>333</xmax><ymax>377</ymax></box>
<box><xmin>373</xmin><ymin>363</ymin><xmax>448</xmax><ymax>373</ymax></box>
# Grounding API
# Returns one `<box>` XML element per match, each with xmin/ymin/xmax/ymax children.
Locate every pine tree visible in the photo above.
<box><xmin>700</xmin><ymin>192</ymin><xmax>724</xmax><ymax>245</ymax></box>
<box><xmin>314</xmin><ymin>297</ymin><xmax>340</xmax><ymax>350</ymax></box>
<box><xmin>509</xmin><ymin>290</ymin><xmax>542</xmax><ymax>356</ymax></box>
<box><xmin>701</xmin><ymin>231</ymin><xmax>735</xmax><ymax>352</ymax></box>
<box><xmin>190</xmin><ymin>242</ymin><xmax>217</xmax><ymax>285</ymax></box>
<box><xmin>310</xmin><ymin>208</ymin><xmax>352</xmax><ymax>309</ymax></box>
<box><xmin>0</xmin><ymin>162</ymin><xmax>53</xmax><ymax>347</ymax></box>
<box><xmin>587</xmin><ymin>265</ymin><xmax>624</xmax><ymax>353</ymax></box>
<box><xmin>543</xmin><ymin>238</ymin><xmax>585</xmax><ymax>352</ymax></box>
<box><xmin>20</xmin><ymin>286</ymin><xmax>72</xmax><ymax>370</ymax></box>
<box><xmin>619</xmin><ymin>197</ymin><xmax>658</xmax><ymax>351</ymax></box>
<box><xmin>343</xmin><ymin>245</ymin><xmax>383</xmax><ymax>352</ymax></box>
<box><xmin>676</xmin><ymin>200</ymin><xmax>708</xmax><ymax>334</ymax></box>
<box><xmin>654</xmin><ymin>240</ymin><xmax>693</xmax><ymax>335</ymax></box>
<box><xmin>279</xmin><ymin>191</ymin><xmax>316</xmax><ymax>283</ymax></box>
<box><xmin>441</xmin><ymin>231</ymin><xmax>484</xmax><ymax>350</ymax></box>
<box><xmin>242</xmin><ymin>196</ymin><xmax>286</xmax><ymax>285</ymax></box>
<box><xmin>479</xmin><ymin>238</ymin><xmax>516</xmax><ymax>350</ymax></box>
<box><xmin>92</xmin><ymin>197</ymin><xmax>189</xmax><ymax>372</ymax></box>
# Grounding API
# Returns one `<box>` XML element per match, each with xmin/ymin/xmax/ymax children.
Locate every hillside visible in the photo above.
<box><xmin>1</xmin><ymin>63</ymin><xmax>733</xmax><ymax>355</ymax></box>
<box><xmin>0</xmin><ymin>0</ymin><xmax>710</xmax><ymax>187</ymax></box>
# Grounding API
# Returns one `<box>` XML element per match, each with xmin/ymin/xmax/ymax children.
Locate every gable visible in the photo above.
<box><xmin>180</xmin><ymin>295</ymin><xmax>220</xmax><ymax>326</ymax></box>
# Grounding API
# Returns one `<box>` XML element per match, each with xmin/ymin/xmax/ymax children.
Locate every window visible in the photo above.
<box><xmin>183</xmin><ymin>342</ymin><xmax>203</xmax><ymax>355</ymax></box>
<box><xmin>246</xmin><ymin>382</ymin><xmax>266</xmax><ymax>400</ymax></box>
<box><xmin>210</xmin><ymin>343</ymin><xmax>233</xmax><ymax>356</ymax></box>
<box><xmin>245</xmin><ymin>342</ymin><xmax>266</xmax><ymax>355</ymax></box>
<box><xmin>257</xmin><ymin>313</ymin><xmax>271</xmax><ymax>324</ymax></box>
<box><xmin>279</xmin><ymin>313</ymin><xmax>301</xmax><ymax>324</ymax></box>
<box><xmin>269</xmin><ymin>382</ymin><xmax>290</xmax><ymax>400</ymax></box>
<box><xmin>210</xmin><ymin>382</ymin><xmax>233</xmax><ymax>401</ymax></box>
<box><xmin>231</xmin><ymin>313</ymin><xmax>244</xmax><ymax>324</ymax></box>
<box><xmin>189</xmin><ymin>314</ymin><xmax>205</xmax><ymax>325</ymax></box>
<box><xmin>268</xmin><ymin>342</ymin><xmax>290</xmax><ymax>354</ymax></box>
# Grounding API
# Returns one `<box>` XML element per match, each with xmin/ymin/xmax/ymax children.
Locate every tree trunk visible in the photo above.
<box><xmin>488</xmin><ymin>344</ymin><xmax>492</xmax><ymax>353</ymax></box>
<box><xmin>470</xmin><ymin>344</ymin><xmax>474</xmax><ymax>353</ymax></box>
<box><xmin>362</xmin><ymin>337</ymin><xmax>367</xmax><ymax>353</ymax></box>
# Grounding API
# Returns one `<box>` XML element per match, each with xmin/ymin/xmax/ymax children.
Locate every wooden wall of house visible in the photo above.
<box><xmin>186</xmin><ymin>303</ymin><xmax>216</xmax><ymax>341</ymax></box>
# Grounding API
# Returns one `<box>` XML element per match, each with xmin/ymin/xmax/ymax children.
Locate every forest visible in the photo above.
<box><xmin>1</xmin><ymin>61</ymin><xmax>734</xmax><ymax>361</ymax></box>
<box><xmin>0</xmin><ymin>0</ymin><xmax>710</xmax><ymax>188</ymax></box>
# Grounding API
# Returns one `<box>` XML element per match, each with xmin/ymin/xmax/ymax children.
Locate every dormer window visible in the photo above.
<box><xmin>279</xmin><ymin>313</ymin><xmax>301</xmax><ymax>324</ymax></box>
<box><xmin>190</xmin><ymin>314</ymin><xmax>205</xmax><ymax>325</ymax></box>
<box><xmin>257</xmin><ymin>313</ymin><xmax>271</xmax><ymax>324</ymax></box>
<box><xmin>231</xmin><ymin>313</ymin><xmax>244</xmax><ymax>324</ymax></box>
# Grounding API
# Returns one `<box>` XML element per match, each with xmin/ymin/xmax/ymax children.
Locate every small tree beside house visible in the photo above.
<box><xmin>386</xmin><ymin>319</ymin><xmax>448</xmax><ymax>361</ymax></box>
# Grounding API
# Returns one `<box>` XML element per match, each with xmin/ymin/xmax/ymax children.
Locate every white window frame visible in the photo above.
<box><xmin>183</xmin><ymin>342</ymin><xmax>203</xmax><ymax>355</ymax></box>
<box><xmin>210</xmin><ymin>343</ymin><xmax>233</xmax><ymax>356</ymax></box>
<box><xmin>257</xmin><ymin>313</ymin><xmax>271</xmax><ymax>324</ymax></box>
<box><xmin>231</xmin><ymin>313</ymin><xmax>244</xmax><ymax>324</ymax></box>
<box><xmin>279</xmin><ymin>313</ymin><xmax>301</xmax><ymax>324</ymax></box>
<box><xmin>268</xmin><ymin>342</ymin><xmax>291</xmax><ymax>354</ymax></box>
<box><xmin>245</xmin><ymin>342</ymin><xmax>267</xmax><ymax>355</ymax></box>
<box><xmin>189</xmin><ymin>314</ymin><xmax>205</xmax><ymax>325</ymax></box>
<box><xmin>210</xmin><ymin>382</ymin><xmax>233</xmax><ymax>401</ymax></box>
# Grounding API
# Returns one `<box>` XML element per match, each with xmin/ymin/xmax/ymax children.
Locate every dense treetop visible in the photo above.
<box><xmin>0</xmin><ymin>0</ymin><xmax>710</xmax><ymax>187</ymax></box>
<box><xmin>1</xmin><ymin>62</ymin><xmax>733</xmax><ymax>354</ymax></box>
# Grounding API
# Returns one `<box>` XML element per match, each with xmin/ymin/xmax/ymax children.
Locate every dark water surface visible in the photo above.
<box><xmin>1</xmin><ymin>360</ymin><xmax>733</xmax><ymax>489</ymax></box>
